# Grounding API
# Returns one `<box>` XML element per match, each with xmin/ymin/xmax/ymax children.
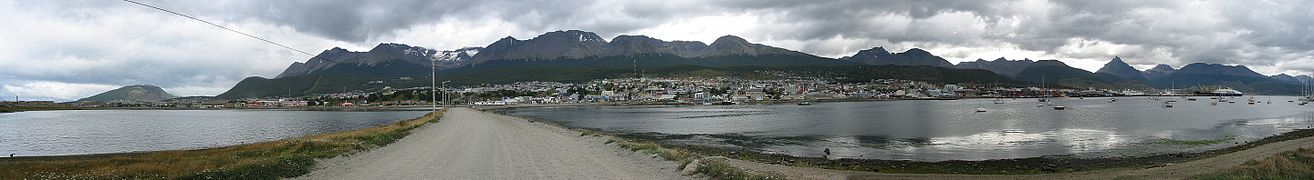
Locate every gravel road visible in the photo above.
<box><xmin>294</xmin><ymin>107</ymin><xmax>691</xmax><ymax>179</ymax></box>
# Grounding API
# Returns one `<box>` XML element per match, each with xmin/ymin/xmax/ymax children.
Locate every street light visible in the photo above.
<box><xmin>442</xmin><ymin>81</ymin><xmax>451</xmax><ymax>106</ymax></box>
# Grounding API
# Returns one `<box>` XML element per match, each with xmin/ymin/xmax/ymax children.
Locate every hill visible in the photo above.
<box><xmin>78</xmin><ymin>85</ymin><xmax>177</xmax><ymax>102</ymax></box>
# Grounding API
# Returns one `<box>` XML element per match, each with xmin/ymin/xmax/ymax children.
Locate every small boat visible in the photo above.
<box><xmin>1053</xmin><ymin>105</ymin><xmax>1067</xmax><ymax>110</ymax></box>
<box><xmin>975</xmin><ymin>107</ymin><xmax>987</xmax><ymax>113</ymax></box>
<box><xmin>798</xmin><ymin>101</ymin><xmax>812</xmax><ymax>106</ymax></box>
<box><xmin>1187</xmin><ymin>97</ymin><xmax>1198</xmax><ymax>101</ymax></box>
<box><xmin>993</xmin><ymin>99</ymin><xmax>1005</xmax><ymax>104</ymax></box>
<box><xmin>1108</xmin><ymin>98</ymin><xmax>1117</xmax><ymax>103</ymax></box>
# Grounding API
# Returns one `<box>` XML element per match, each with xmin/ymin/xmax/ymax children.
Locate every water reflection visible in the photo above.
<box><xmin>0</xmin><ymin>110</ymin><xmax>427</xmax><ymax>156</ymax></box>
<box><xmin>508</xmin><ymin>96</ymin><xmax>1314</xmax><ymax>161</ymax></box>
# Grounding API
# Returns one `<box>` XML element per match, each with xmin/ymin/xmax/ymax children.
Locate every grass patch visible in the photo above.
<box><xmin>1193</xmin><ymin>148</ymin><xmax>1314</xmax><ymax>179</ymax></box>
<box><xmin>0</xmin><ymin>110</ymin><xmax>444</xmax><ymax>179</ymax></box>
<box><xmin>698</xmin><ymin>160</ymin><xmax>775</xmax><ymax>180</ymax></box>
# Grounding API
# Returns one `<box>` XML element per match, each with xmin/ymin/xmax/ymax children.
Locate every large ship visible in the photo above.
<box><xmin>1206</xmin><ymin>87</ymin><xmax>1244</xmax><ymax>96</ymax></box>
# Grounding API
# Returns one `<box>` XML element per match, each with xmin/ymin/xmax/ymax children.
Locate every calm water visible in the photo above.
<box><xmin>0</xmin><ymin>110</ymin><xmax>428</xmax><ymax>156</ymax></box>
<box><xmin>505</xmin><ymin>96</ymin><xmax>1314</xmax><ymax>161</ymax></box>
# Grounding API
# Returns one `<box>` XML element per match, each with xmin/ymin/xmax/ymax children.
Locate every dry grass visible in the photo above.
<box><xmin>1195</xmin><ymin>148</ymin><xmax>1314</xmax><ymax>179</ymax></box>
<box><xmin>0</xmin><ymin>110</ymin><xmax>444</xmax><ymax>179</ymax></box>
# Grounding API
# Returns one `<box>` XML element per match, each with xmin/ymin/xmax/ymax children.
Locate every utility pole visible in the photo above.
<box><xmin>431</xmin><ymin>55</ymin><xmax>437</xmax><ymax>112</ymax></box>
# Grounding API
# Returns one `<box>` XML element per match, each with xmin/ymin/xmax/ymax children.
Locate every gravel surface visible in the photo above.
<box><xmin>294</xmin><ymin>108</ymin><xmax>692</xmax><ymax>179</ymax></box>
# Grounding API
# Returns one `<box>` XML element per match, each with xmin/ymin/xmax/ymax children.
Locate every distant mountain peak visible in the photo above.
<box><xmin>540</xmin><ymin>30</ymin><xmax>607</xmax><ymax>43</ymax></box>
<box><xmin>710</xmin><ymin>35</ymin><xmax>751</xmax><ymax>46</ymax></box>
<box><xmin>1096</xmin><ymin>56</ymin><xmax>1146</xmax><ymax>81</ymax></box>
<box><xmin>903</xmin><ymin>48</ymin><xmax>931</xmax><ymax>55</ymax></box>
<box><xmin>1149</xmin><ymin>64</ymin><xmax>1175</xmax><ymax>71</ymax></box>
<box><xmin>1033</xmin><ymin>60</ymin><xmax>1068</xmax><ymax>66</ymax></box>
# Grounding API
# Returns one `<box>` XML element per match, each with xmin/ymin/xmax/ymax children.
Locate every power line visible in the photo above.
<box><xmin>122</xmin><ymin>0</ymin><xmax>316</xmax><ymax>57</ymax></box>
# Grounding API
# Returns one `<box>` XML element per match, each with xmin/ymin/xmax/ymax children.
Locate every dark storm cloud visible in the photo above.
<box><xmin>5</xmin><ymin>0</ymin><xmax>1314</xmax><ymax>100</ymax></box>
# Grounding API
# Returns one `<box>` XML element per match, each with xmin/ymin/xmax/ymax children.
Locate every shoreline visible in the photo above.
<box><xmin>0</xmin><ymin>110</ymin><xmax>444</xmax><ymax>179</ymax></box>
<box><xmin>492</xmin><ymin>108</ymin><xmax>1314</xmax><ymax>178</ymax></box>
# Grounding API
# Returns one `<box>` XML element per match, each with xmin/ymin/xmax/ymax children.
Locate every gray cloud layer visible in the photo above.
<box><xmin>3</xmin><ymin>0</ymin><xmax>1313</xmax><ymax>100</ymax></box>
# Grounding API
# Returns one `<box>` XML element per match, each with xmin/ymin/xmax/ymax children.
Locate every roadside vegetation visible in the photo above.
<box><xmin>0</xmin><ymin>110</ymin><xmax>444</xmax><ymax>179</ymax></box>
<box><xmin>1194</xmin><ymin>148</ymin><xmax>1314</xmax><ymax>179</ymax></box>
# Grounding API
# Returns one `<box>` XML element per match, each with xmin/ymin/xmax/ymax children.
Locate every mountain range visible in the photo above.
<box><xmin>839</xmin><ymin>47</ymin><xmax>954</xmax><ymax>67</ymax></box>
<box><xmin>214</xmin><ymin>29</ymin><xmax>1312</xmax><ymax>99</ymax></box>
<box><xmin>78</xmin><ymin>85</ymin><xmax>177</xmax><ymax>102</ymax></box>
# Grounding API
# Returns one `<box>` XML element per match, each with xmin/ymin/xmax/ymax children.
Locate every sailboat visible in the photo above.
<box><xmin>1302</xmin><ymin>77</ymin><xmax>1314</xmax><ymax>103</ymax></box>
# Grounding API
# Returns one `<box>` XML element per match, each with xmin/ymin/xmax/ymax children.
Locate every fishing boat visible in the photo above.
<box><xmin>1053</xmin><ymin>105</ymin><xmax>1067</xmax><ymax>110</ymax></box>
<box><xmin>798</xmin><ymin>101</ymin><xmax>812</xmax><ymax>106</ymax></box>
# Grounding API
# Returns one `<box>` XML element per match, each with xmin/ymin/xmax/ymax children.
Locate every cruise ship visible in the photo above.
<box><xmin>1207</xmin><ymin>87</ymin><xmax>1244</xmax><ymax>96</ymax></box>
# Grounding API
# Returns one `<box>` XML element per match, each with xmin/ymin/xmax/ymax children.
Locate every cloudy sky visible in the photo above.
<box><xmin>3</xmin><ymin>0</ymin><xmax>1313</xmax><ymax>101</ymax></box>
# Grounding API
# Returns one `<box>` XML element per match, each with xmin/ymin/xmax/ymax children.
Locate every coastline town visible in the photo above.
<box><xmin>5</xmin><ymin>76</ymin><xmax>1281</xmax><ymax>110</ymax></box>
